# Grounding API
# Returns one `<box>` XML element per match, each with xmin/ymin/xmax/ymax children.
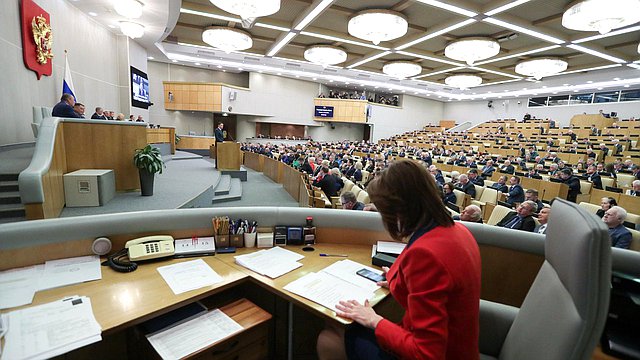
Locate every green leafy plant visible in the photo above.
<box><xmin>133</xmin><ymin>144</ymin><xmax>165</xmax><ymax>174</ymax></box>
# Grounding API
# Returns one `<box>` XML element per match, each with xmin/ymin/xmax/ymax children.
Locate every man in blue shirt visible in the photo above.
<box><xmin>52</xmin><ymin>93</ymin><xmax>81</xmax><ymax>118</ymax></box>
<box><xmin>603</xmin><ymin>206</ymin><xmax>632</xmax><ymax>249</ymax></box>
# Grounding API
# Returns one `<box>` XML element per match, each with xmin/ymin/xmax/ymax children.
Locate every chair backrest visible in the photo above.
<box><xmin>601</xmin><ymin>177</ymin><xmax>615</xmax><ymax>189</ymax></box>
<box><xmin>356</xmin><ymin>190</ymin><xmax>369</xmax><ymax>204</ymax></box>
<box><xmin>342</xmin><ymin>179</ymin><xmax>355</xmax><ymax>193</ymax></box>
<box><xmin>485</xmin><ymin>180</ymin><xmax>495</xmax><ymax>188</ymax></box>
<box><xmin>360</xmin><ymin>170</ymin><xmax>370</xmax><ymax>184</ymax></box>
<box><xmin>579</xmin><ymin>180</ymin><xmax>592</xmax><ymax>196</ymax></box>
<box><xmin>616</xmin><ymin>173</ymin><xmax>635</xmax><ymax>188</ymax></box>
<box><xmin>479</xmin><ymin>187</ymin><xmax>499</xmax><ymax>204</ymax></box>
<box><xmin>351</xmin><ymin>186</ymin><xmax>362</xmax><ymax>200</ymax></box>
<box><xmin>487</xmin><ymin>205</ymin><xmax>514</xmax><ymax>226</ymax></box>
<box><xmin>628</xmin><ymin>228</ymin><xmax>640</xmax><ymax>251</ymax></box>
<box><xmin>452</xmin><ymin>189</ymin><xmax>466</xmax><ymax>209</ymax></box>
<box><xmin>474</xmin><ymin>184</ymin><xmax>484</xmax><ymax>200</ymax></box>
<box><xmin>499</xmin><ymin>199</ymin><xmax>611</xmax><ymax>360</ymax></box>
<box><xmin>578</xmin><ymin>202</ymin><xmax>600</xmax><ymax>215</ymax></box>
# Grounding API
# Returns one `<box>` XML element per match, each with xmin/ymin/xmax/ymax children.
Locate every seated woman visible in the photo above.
<box><xmin>316</xmin><ymin>159</ymin><xmax>481</xmax><ymax>360</ymax></box>
<box><xmin>442</xmin><ymin>182</ymin><xmax>457</xmax><ymax>206</ymax></box>
<box><xmin>597</xmin><ymin>197</ymin><xmax>617</xmax><ymax>218</ymax></box>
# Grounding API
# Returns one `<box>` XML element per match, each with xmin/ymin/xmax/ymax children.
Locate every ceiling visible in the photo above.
<box><xmin>71</xmin><ymin>0</ymin><xmax>640</xmax><ymax>100</ymax></box>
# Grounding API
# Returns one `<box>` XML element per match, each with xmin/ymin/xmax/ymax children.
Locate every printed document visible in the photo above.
<box><xmin>0</xmin><ymin>265</ymin><xmax>42</xmax><ymax>309</ymax></box>
<box><xmin>1</xmin><ymin>296</ymin><xmax>101</xmax><ymax>360</ymax></box>
<box><xmin>38</xmin><ymin>255</ymin><xmax>102</xmax><ymax>291</ymax></box>
<box><xmin>235</xmin><ymin>246</ymin><xmax>304</xmax><ymax>278</ymax></box>
<box><xmin>157</xmin><ymin>259</ymin><xmax>223</xmax><ymax>295</ymax></box>
<box><xmin>284</xmin><ymin>259</ymin><xmax>382</xmax><ymax>312</ymax></box>
<box><xmin>146</xmin><ymin>309</ymin><xmax>243</xmax><ymax>360</ymax></box>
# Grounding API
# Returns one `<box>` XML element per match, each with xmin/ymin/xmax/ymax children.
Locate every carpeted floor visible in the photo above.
<box><xmin>0</xmin><ymin>145</ymin><xmax>35</xmax><ymax>174</ymax></box>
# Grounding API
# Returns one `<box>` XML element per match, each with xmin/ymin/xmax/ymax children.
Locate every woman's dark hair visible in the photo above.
<box><xmin>368</xmin><ymin>159</ymin><xmax>454</xmax><ymax>240</ymax></box>
<box><xmin>443</xmin><ymin>182</ymin><xmax>455</xmax><ymax>192</ymax></box>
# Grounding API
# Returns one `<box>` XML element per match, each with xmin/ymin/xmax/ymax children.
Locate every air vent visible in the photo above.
<box><xmin>357</xmin><ymin>74</ymin><xmax>371</xmax><ymax>78</ymax></box>
<box><xmin>197</xmin><ymin>50</ymin><xmax>217</xmax><ymax>57</ymax></box>
<box><xmin>243</xmin><ymin>56</ymin><xmax>261</xmax><ymax>62</ymax></box>
<box><xmin>285</xmin><ymin>62</ymin><xmax>301</xmax><ymax>68</ymax></box>
<box><xmin>323</xmin><ymin>68</ymin><xmax>338</xmax><ymax>73</ymax></box>
<box><xmin>389</xmin><ymin>79</ymin><xmax>401</xmax><ymax>83</ymax></box>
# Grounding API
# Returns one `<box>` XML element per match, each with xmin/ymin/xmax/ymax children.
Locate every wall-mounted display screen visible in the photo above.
<box><xmin>314</xmin><ymin>106</ymin><xmax>334</xmax><ymax>118</ymax></box>
<box><xmin>131</xmin><ymin>66</ymin><xmax>150</xmax><ymax>109</ymax></box>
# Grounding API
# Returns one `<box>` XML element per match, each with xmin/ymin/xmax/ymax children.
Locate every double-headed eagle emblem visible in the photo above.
<box><xmin>31</xmin><ymin>15</ymin><xmax>53</xmax><ymax>65</ymax></box>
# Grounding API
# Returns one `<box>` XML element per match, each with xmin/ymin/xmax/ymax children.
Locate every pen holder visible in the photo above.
<box><xmin>244</xmin><ymin>232</ymin><xmax>257</xmax><ymax>248</ymax></box>
<box><xmin>215</xmin><ymin>234</ymin><xmax>229</xmax><ymax>248</ymax></box>
<box><xmin>230</xmin><ymin>234</ymin><xmax>243</xmax><ymax>248</ymax></box>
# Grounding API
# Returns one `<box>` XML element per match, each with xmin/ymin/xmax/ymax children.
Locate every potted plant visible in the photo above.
<box><xmin>133</xmin><ymin>144</ymin><xmax>165</xmax><ymax>196</ymax></box>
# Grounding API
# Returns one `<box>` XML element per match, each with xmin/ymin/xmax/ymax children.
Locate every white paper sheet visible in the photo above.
<box><xmin>235</xmin><ymin>246</ymin><xmax>304</xmax><ymax>278</ymax></box>
<box><xmin>38</xmin><ymin>256</ymin><xmax>102</xmax><ymax>291</ymax></box>
<box><xmin>376</xmin><ymin>241</ymin><xmax>406</xmax><ymax>255</ymax></box>
<box><xmin>146</xmin><ymin>309</ymin><xmax>243</xmax><ymax>360</ymax></box>
<box><xmin>0</xmin><ymin>265</ymin><xmax>42</xmax><ymax>309</ymax></box>
<box><xmin>1</xmin><ymin>296</ymin><xmax>102</xmax><ymax>360</ymax></box>
<box><xmin>284</xmin><ymin>272</ymin><xmax>372</xmax><ymax>312</ymax></box>
<box><xmin>156</xmin><ymin>259</ymin><xmax>223</xmax><ymax>295</ymax></box>
<box><xmin>321</xmin><ymin>259</ymin><xmax>382</xmax><ymax>293</ymax></box>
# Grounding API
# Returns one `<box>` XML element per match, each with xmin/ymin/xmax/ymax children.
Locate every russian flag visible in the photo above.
<box><xmin>62</xmin><ymin>53</ymin><xmax>76</xmax><ymax>100</ymax></box>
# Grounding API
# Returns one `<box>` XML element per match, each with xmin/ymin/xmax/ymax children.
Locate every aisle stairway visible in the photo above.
<box><xmin>0</xmin><ymin>173</ymin><xmax>26</xmax><ymax>224</ymax></box>
<box><xmin>212</xmin><ymin>175</ymin><xmax>242</xmax><ymax>203</ymax></box>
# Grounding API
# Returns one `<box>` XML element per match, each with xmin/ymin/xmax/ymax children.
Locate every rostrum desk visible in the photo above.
<box><xmin>1</xmin><ymin>207</ymin><xmax>639</xmax><ymax>359</ymax></box>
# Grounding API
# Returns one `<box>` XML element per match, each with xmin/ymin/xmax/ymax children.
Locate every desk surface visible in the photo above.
<box><xmin>15</xmin><ymin>244</ymin><xmax>388</xmax><ymax>335</ymax></box>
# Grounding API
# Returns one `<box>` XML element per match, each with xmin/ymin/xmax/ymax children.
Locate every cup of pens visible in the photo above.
<box><xmin>242</xmin><ymin>220</ymin><xmax>258</xmax><ymax>248</ymax></box>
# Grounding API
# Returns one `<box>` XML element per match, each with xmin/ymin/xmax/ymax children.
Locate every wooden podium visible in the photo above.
<box><xmin>216</xmin><ymin>142</ymin><xmax>242</xmax><ymax>170</ymax></box>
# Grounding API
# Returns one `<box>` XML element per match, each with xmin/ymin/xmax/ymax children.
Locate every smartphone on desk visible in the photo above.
<box><xmin>356</xmin><ymin>268</ymin><xmax>386</xmax><ymax>283</ymax></box>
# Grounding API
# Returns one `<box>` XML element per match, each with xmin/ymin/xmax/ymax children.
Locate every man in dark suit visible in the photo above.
<box><xmin>52</xmin><ymin>93</ymin><xmax>81</xmax><ymax>118</ymax></box>
<box><xmin>499</xmin><ymin>160</ymin><xmax>515</xmax><ymax>174</ymax></box>
<box><xmin>560</xmin><ymin>168</ymin><xmax>581</xmax><ymax>203</ymax></box>
<box><xmin>496</xmin><ymin>201</ymin><xmax>537</xmax><ymax>232</ymax></box>
<box><xmin>456</xmin><ymin>174</ymin><xmax>476</xmax><ymax>198</ymax></box>
<box><xmin>481</xmin><ymin>160</ymin><xmax>496</xmax><ymax>178</ymax></box>
<box><xmin>468</xmin><ymin>169</ymin><xmax>484</xmax><ymax>186</ymax></box>
<box><xmin>312</xmin><ymin>167</ymin><xmax>338</xmax><ymax>197</ymax></box>
<box><xmin>585</xmin><ymin>165</ymin><xmax>602</xmax><ymax>190</ymax></box>
<box><xmin>215</xmin><ymin>122</ymin><xmax>225</xmax><ymax>142</ymax></box>
<box><xmin>505</xmin><ymin>176</ymin><xmax>525</xmax><ymax>206</ymax></box>
<box><xmin>91</xmin><ymin>107</ymin><xmax>108</xmax><ymax>120</ymax></box>
<box><xmin>491</xmin><ymin>175</ymin><xmax>509</xmax><ymax>193</ymax></box>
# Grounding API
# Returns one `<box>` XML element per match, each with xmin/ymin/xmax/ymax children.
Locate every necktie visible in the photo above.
<box><xmin>505</xmin><ymin>216</ymin><xmax>521</xmax><ymax>229</ymax></box>
<box><xmin>538</xmin><ymin>224</ymin><xmax>547</xmax><ymax>234</ymax></box>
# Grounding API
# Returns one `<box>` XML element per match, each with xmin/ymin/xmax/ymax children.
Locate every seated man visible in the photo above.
<box><xmin>535</xmin><ymin>207</ymin><xmax>551</xmax><ymax>234</ymax></box>
<box><xmin>312</xmin><ymin>167</ymin><xmax>338</xmax><ymax>197</ymax></box>
<box><xmin>91</xmin><ymin>107</ymin><xmax>107</xmax><ymax>120</ymax></box>
<box><xmin>491</xmin><ymin>175</ymin><xmax>509</xmax><ymax>193</ymax></box>
<box><xmin>340</xmin><ymin>191</ymin><xmax>365</xmax><ymax>211</ymax></box>
<box><xmin>505</xmin><ymin>176</ymin><xmax>525</xmax><ymax>206</ymax></box>
<box><xmin>627</xmin><ymin>180</ymin><xmax>640</xmax><ymax>196</ymax></box>
<box><xmin>496</xmin><ymin>200</ymin><xmax>537</xmax><ymax>232</ymax></box>
<box><xmin>525</xmin><ymin>189</ymin><xmax>544</xmax><ymax>213</ymax></box>
<box><xmin>559</xmin><ymin>168</ymin><xmax>581</xmax><ymax>203</ymax></box>
<box><xmin>52</xmin><ymin>93</ymin><xmax>81</xmax><ymax>118</ymax></box>
<box><xmin>73</xmin><ymin>102</ymin><xmax>85</xmax><ymax>118</ymax></box>
<box><xmin>455</xmin><ymin>174</ymin><xmax>476</xmax><ymax>198</ymax></box>
<box><xmin>453</xmin><ymin>205</ymin><xmax>483</xmax><ymax>223</ymax></box>
<box><xmin>499</xmin><ymin>160</ymin><xmax>515</xmax><ymax>174</ymax></box>
<box><xmin>603</xmin><ymin>206</ymin><xmax>632</xmax><ymax>249</ymax></box>
<box><xmin>585</xmin><ymin>164</ymin><xmax>602</xmax><ymax>190</ymax></box>
<box><xmin>481</xmin><ymin>160</ymin><xmax>496</xmax><ymax>178</ymax></box>
<box><xmin>468</xmin><ymin>169</ymin><xmax>484</xmax><ymax>186</ymax></box>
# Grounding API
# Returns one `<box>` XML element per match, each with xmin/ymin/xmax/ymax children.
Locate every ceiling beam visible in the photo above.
<box><xmin>391</xmin><ymin>0</ymin><xmax>413</xmax><ymax>12</ymax></box>
<box><xmin>532</xmin><ymin>13</ymin><xmax>563</xmax><ymax>26</ymax></box>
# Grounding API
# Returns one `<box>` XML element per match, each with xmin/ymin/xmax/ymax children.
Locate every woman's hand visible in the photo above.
<box><xmin>376</xmin><ymin>266</ymin><xmax>390</xmax><ymax>288</ymax></box>
<box><xmin>335</xmin><ymin>299</ymin><xmax>383</xmax><ymax>330</ymax></box>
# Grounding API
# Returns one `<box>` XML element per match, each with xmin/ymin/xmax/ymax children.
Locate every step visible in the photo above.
<box><xmin>0</xmin><ymin>203</ymin><xmax>26</xmax><ymax>218</ymax></box>
<box><xmin>0</xmin><ymin>173</ymin><xmax>19</xmax><ymax>182</ymax></box>
<box><xmin>0</xmin><ymin>191</ymin><xmax>21</xmax><ymax>205</ymax></box>
<box><xmin>0</xmin><ymin>216</ymin><xmax>27</xmax><ymax>225</ymax></box>
<box><xmin>0</xmin><ymin>181</ymin><xmax>19</xmax><ymax>192</ymax></box>
<box><xmin>212</xmin><ymin>178</ymin><xmax>242</xmax><ymax>203</ymax></box>
<box><xmin>214</xmin><ymin>175</ymin><xmax>232</xmax><ymax>196</ymax></box>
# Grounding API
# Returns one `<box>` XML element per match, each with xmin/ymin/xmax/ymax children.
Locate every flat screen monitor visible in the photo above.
<box><xmin>606</xmin><ymin>186</ymin><xmax>623</xmax><ymax>193</ymax></box>
<box><xmin>131</xmin><ymin>66</ymin><xmax>150</xmax><ymax>109</ymax></box>
<box><xmin>446</xmin><ymin>202</ymin><xmax>460</xmax><ymax>213</ymax></box>
<box><xmin>314</xmin><ymin>106</ymin><xmax>334</xmax><ymax>118</ymax></box>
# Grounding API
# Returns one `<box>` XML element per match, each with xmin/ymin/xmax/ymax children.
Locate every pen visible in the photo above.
<box><xmin>319</xmin><ymin>253</ymin><xmax>348</xmax><ymax>257</ymax></box>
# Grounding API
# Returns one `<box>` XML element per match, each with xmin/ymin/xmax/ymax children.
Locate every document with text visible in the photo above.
<box><xmin>38</xmin><ymin>255</ymin><xmax>102</xmax><ymax>291</ymax></box>
<box><xmin>283</xmin><ymin>259</ymin><xmax>382</xmax><ymax>312</ymax></box>
<box><xmin>157</xmin><ymin>259</ymin><xmax>223</xmax><ymax>295</ymax></box>
<box><xmin>235</xmin><ymin>246</ymin><xmax>304</xmax><ymax>278</ymax></box>
<box><xmin>0</xmin><ymin>265</ymin><xmax>42</xmax><ymax>309</ymax></box>
<box><xmin>146</xmin><ymin>309</ymin><xmax>243</xmax><ymax>360</ymax></box>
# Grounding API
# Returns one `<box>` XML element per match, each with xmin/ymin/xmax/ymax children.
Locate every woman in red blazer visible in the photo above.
<box><xmin>317</xmin><ymin>159</ymin><xmax>481</xmax><ymax>360</ymax></box>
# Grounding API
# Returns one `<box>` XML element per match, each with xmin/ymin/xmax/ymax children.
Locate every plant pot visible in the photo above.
<box><xmin>139</xmin><ymin>169</ymin><xmax>155</xmax><ymax>196</ymax></box>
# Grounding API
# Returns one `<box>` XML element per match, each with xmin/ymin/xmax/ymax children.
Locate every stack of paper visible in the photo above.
<box><xmin>0</xmin><ymin>265</ymin><xmax>43</xmax><ymax>310</ymax></box>
<box><xmin>146</xmin><ymin>309</ymin><xmax>243</xmax><ymax>360</ymax></box>
<box><xmin>1</xmin><ymin>296</ymin><xmax>101</xmax><ymax>360</ymax></box>
<box><xmin>284</xmin><ymin>259</ymin><xmax>383</xmax><ymax>312</ymax></box>
<box><xmin>235</xmin><ymin>247</ymin><xmax>304</xmax><ymax>278</ymax></box>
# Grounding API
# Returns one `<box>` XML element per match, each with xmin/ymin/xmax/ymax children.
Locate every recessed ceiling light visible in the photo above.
<box><xmin>195</xmin><ymin>62</ymin><xmax>201</xmax><ymax>65</ymax></box>
<box><xmin>172</xmin><ymin>60</ymin><xmax>178</xmax><ymax>63</ymax></box>
<box><xmin>296</xmin><ymin>75</ymin><xmax>300</xmax><ymax>78</ymax></box>
<box><xmin>542</xmin><ymin>86</ymin><xmax>547</xmax><ymax>88</ymax></box>
<box><xmin>587</xmin><ymin>80</ymin><xmax>593</xmax><ymax>83</ymax></box>
<box><xmin>88</xmin><ymin>12</ymin><xmax>98</xmax><ymax>16</ymax></box>
<box><xmin>108</xmin><ymin>24</ymin><xmax>117</xmax><ymax>29</ymax></box>
<box><xmin>147</xmin><ymin>56</ymin><xmax>154</xmax><ymax>60</ymax></box>
<box><xmin>238</xmin><ymin>68</ymin><xmax>243</xmax><ymax>70</ymax></box>
<box><xmin>329</xmin><ymin>79</ymin><xmax>333</xmax><ymax>82</ymax></box>
<box><xmin>597</xmin><ymin>87</ymin><xmax>603</xmax><ymax>90</ymax></box>
<box><xmin>552</xmin><ymin>92</ymin><xmax>558</xmax><ymax>94</ymax></box>
<box><xmin>259</xmin><ymin>70</ymin><xmax>263</xmax><ymax>73</ymax></box>
<box><xmin>217</xmin><ymin>65</ymin><xmax>222</xmax><ymax>68</ymax></box>
<box><xmin>345</xmin><ymin>82</ymin><xmax>350</xmax><ymax>84</ymax></box>
<box><xmin>563</xmin><ymin>84</ymin><xmax>569</xmax><ymax>86</ymax></box>
<box><xmin>624</xmin><ymin>84</ymin><xmax>630</xmax><ymax>87</ymax></box>
<box><xmin>614</xmin><ymin>77</ymin><xmax>621</xmax><ymax>80</ymax></box>
<box><xmin>277</xmin><ymin>72</ymin><xmax>282</xmax><ymax>75</ymax></box>
<box><xmin>222</xmin><ymin>69</ymin><xmax>226</xmax><ymax>72</ymax></box>
<box><xmin>574</xmin><ymin>90</ymin><xmax>579</xmax><ymax>92</ymax></box>
<box><xmin>312</xmin><ymin>77</ymin><xmax>317</xmax><ymax>80</ymax></box>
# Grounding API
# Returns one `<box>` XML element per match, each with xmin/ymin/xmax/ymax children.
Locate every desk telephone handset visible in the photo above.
<box><xmin>107</xmin><ymin>235</ymin><xmax>175</xmax><ymax>272</ymax></box>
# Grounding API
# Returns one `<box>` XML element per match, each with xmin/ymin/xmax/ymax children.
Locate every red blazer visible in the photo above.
<box><xmin>375</xmin><ymin>223</ymin><xmax>481</xmax><ymax>359</ymax></box>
